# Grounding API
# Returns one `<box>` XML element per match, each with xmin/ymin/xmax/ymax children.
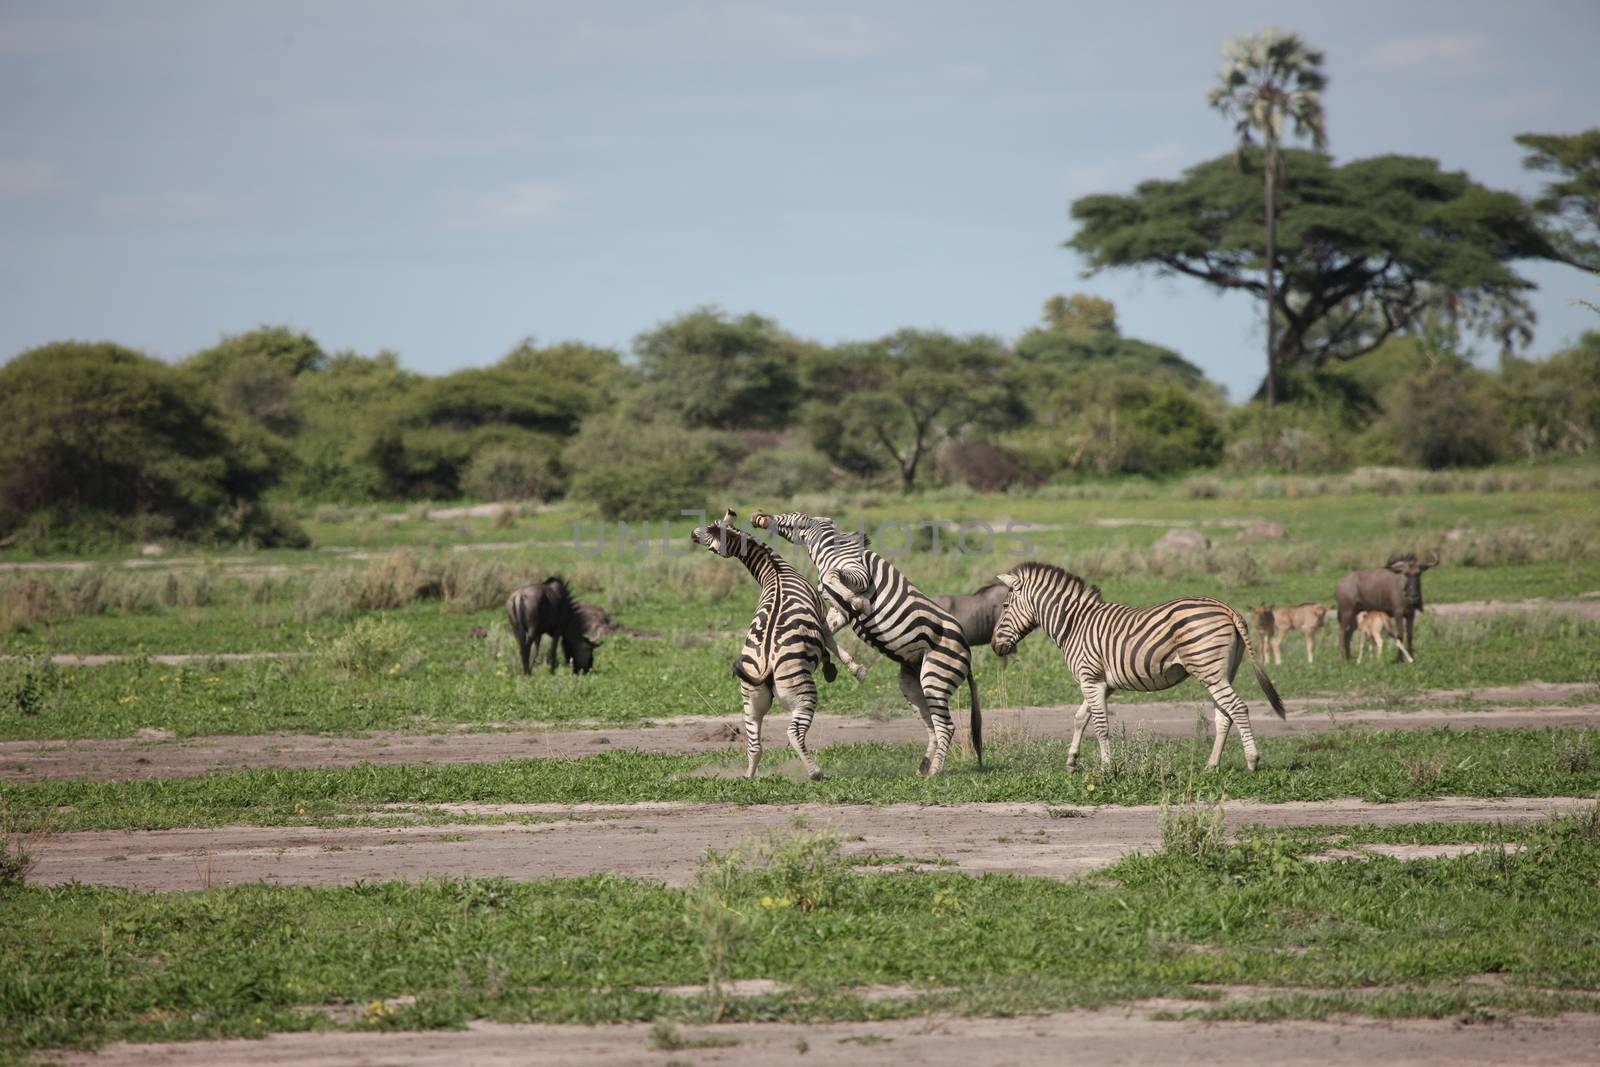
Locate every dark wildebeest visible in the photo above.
<box><xmin>505</xmin><ymin>577</ymin><xmax>598</xmax><ymax>675</ymax></box>
<box><xmin>932</xmin><ymin>581</ymin><xmax>1014</xmax><ymax>663</ymax></box>
<box><xmin>1336</xmin><ymin>552</ymin><xmax>1438</xmax><ymax>661</ymax></box>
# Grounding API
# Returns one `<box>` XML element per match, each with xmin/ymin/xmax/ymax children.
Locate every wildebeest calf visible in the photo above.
<box><xmin>1251</xmin><ymin>602</ymin><xmax>1329</xmax><ymax>665</ymax></box>
<box><xmin>1355</xmin><ymin>610</ymin><xmax>1413</xmax><ymax>664</ymax></box>
<box><xmin>505</xmin><ymin>577</ymin><xmax>597</xmax><ymax>675</ymax></box>
<box><xmin>1336</xmin><ymin>552</ymin><xmax>1437</xmax><ymax>661</ymax></box>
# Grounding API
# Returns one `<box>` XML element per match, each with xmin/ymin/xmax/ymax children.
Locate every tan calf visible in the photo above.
<box><xmin>1251</xmin><ymin>602</ymin><xmax>1329</xmax><ymax>665</ymax></box>
<box><xmin>1355</xmin><ymin>610</ymin><xmax>1414</xmax><ymax>664</ymax></box>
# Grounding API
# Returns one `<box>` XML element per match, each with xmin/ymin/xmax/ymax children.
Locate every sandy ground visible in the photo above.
<box><xmin>4</xmin><ymin>682</ymin><xmax>1593</xmax><ymax>784</ymax></box>
<box><xmin>49</xmin><ymin>1009</ymin><xmax>1600</xmax><ymax>1067</ymax></box>
<box><xmin>28</xmin><ymin>796</ymin><xmax>1592</xmax><ymax>892</ymax></box>
<box><xmin>1429</xmin><ymin>596</ymin><xmax>1600</xmax><ymax>621</ymax></box>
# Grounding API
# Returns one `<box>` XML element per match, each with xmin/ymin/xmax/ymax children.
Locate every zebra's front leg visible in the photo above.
<box><xmin>741</xmin><ymin>682</ymin><xmax>773</xmax><ymax>779</ymax></box>
<box><xmin>1205</xmin><ymin>680</ymin><xmax>1258</xmax><ymax>772</ymax></box>
<box><xmin>776</xmin><ymin>677</ymin><xmax>825</xmax><ymax>781</ymax></box>
<box><xmin>820</xmin><ymin>608</ymin><xmax>869</xmax><ymax>682</ymax></box>
<box><xmin>820</xmin><ymin>569</ymin><xmax>871</xmax><ymax>616</ymax></box>
<box><xmin>1065</xmin><ymin>699</ymin><xmax>1091</xmax><ymax>772</ymax></box>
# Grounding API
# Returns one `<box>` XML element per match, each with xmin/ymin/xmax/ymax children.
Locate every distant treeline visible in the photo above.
<box><xmin>1</xmin><ymin>296</ymin><xmax>1597</xmax><ymax>549</ymax></box>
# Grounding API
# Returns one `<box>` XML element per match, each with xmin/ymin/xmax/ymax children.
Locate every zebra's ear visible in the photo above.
<box><xmin>722</xmin><ymin>508</ymin><xmax>738</xmax><ymax>526</ymax></box>
<box><xmin>996</xmin><ymin>572</ymin><xmax>1020</xmax><ymax>590</ymax></box>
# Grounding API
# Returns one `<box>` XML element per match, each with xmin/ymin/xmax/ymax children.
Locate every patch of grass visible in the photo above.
<box><xmin>9</xmin><ymin>728</ymin><xmax>1600</xmax><ymax>833</ymax></box>
<box><xmin>5</xmin><ymin>811</ymin><xmax>1600</xmax><ymax>1058</ymax></box>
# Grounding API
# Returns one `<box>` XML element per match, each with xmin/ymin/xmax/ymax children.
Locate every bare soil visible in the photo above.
<box><xmin>29</xmin><ymin>797</ymin><xmax>1593</xmax><ymax>892</ymax></box>
<box><xmin>5</xmin><ymin>683</ymin><xmax>1593</xmax><ymax>784</ymax></box>
<box><xmin>52</xmin><ymin>1009</ymin><xmax>1600</xmax><ymax>1067</ymax></box>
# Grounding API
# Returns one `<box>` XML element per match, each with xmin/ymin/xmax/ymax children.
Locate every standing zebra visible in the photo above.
<box><xmin>750</xmin><ymin>510</ymin><xmax>982</xmax><ymax>775</ymax></box>
<box><xmin>691</xmin><ymin>509</ymin><xmax>860</xmax><ymax>780</ymax></box>
<box><xmin>991</xmin><ymin>562</ymin><xmax>1285</xmax><ymax>772</ymax></box>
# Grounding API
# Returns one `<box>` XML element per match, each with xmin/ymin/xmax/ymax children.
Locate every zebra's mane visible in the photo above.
<box><xmin>1015</xmin><ymin>561</ymin><xmax>1102</xmax><ymax>605</ymax></box>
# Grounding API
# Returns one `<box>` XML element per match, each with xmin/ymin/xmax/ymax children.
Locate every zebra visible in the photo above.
<box><xmin>990</xmin><ymin>561</ymin><xmax>1285</xmax><ymax>772</ymax></box>
<box><xmin>690</xmin><ymin>509</ymin><xmax>861</xmax><ymax>780</ymax></box>
<box><xmin>749</xmin><ymin>509</ymin><xmax>982</xmax><ymax>775</ymax></box>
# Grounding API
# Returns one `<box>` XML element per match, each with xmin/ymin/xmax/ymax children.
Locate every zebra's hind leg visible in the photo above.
<box><xmin>1082</xmin><ymin>679</ymin><xmax>1114</xmax><ymax>769</ymax></box>
<box><xmin>1206</xmin><ymin>705</ymin><xmax>1234</xmax><ymax>769</ymax></box>
<box><xmin>776</xmin><ymin>674</ymin><xmax>825</xmax><ymax>781</ymax></box>
<box><xmin>1202</xmin><ymin>680</ymin><xmax>1258</xmax><ymax>771</ymax></box>
<box><xmin>741</xmin><ymin>681</ymin><xmax>773</xmax><ymax>779</ymax></box>
<box><xmin>898</xmin><ymin>663</ymin><xmax>938</xmax><ymax>775</ymax></box>
<box><xmin>1065</xmin><ymin>699</ymin><xmax>1091</xmax><ymax>772</ymax></box>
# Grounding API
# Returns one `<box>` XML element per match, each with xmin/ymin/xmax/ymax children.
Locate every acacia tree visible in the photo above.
<box><xmin>1207</xmin><ymin>29</ymin><xmax>1328</xmax><ymax>405</ymax></box>
<box><xmin>1068</xmin><ymin>151</ymin><xmax>1560</xmax><ymax>383</ymax></box>
<box><xmin>803</xmin><ymin>330</ymin><xmax>1022</xmax><ymax>491</ymax></box>
<box><xmin>1516</xmin><ymin>128</ymin><xmax>1600</xmax><ymax>271</ymax></box>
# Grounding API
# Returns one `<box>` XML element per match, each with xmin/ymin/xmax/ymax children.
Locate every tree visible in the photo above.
<box><xmin>1068</xmin><ymin>151</ymin><xmax>1561</xmax><ymax>384</ymax></box>
<box><xmin>1017</xmin><ymin>294</ymin><xmax>1212</xmax><ymax>391</ymax></box>
<box><xmin>361</xmin><ymin>366</ymin><xmax>601</xmax><ymax>499</ymax></box>
<box><xmin>182</xmin><ymin>325</ymin><xmax>328</xmax><ymax>437</ymax></box>
<box><xmin>1516</xmin><ymin>129</ymin><xmax>1600</xmax><ymax>270</ymax></box>
<box><xmin>803</xmin><ymin>330</ymin><xmax>1022</xmax><ymax>491</ymax></box>
<box><xmin>291</xmin><ymin>350</ymin><xmax>420</xmax><ymax>499</ymax></box>
<box><xmin>1207</xmin><ymin>28</ymin><xmax>1329</xmax><ymax>406</ymax></box>
<box><xmin>0</xmin><ymin>342</ymin><xmax>298</xmax><ymax>546</ymax></box>
<box><xmin>562</xmin><ymin>414</ymin><xmax>738</xmax><ymax>520</ymax></box>
<box><xmin>633</xmin><ymin>308</ymin><xmax>804</xmax><ymax>430</ymax></box>
<box><xmin>498</xmin><ymin>339</ymin><xmax>632</xmax><ymax>413</ymax></box>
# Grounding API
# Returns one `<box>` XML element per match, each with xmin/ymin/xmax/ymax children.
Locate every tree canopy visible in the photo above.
<box><xmin>0</xmin><ymin>342</ymin><xmax>299</xmax><ymax>546</ymax></box>
<box><xmin>633</xmin><ymin>308</ymin><xmax>804</xmax><ymax>430</ymax></box>
<box><xmin>1068</xmin><ymin>150</ymin><xmax>1561</xmax><ymax>381</ymax></box>
<box><xmin>182</xmin><ymin>326</ymin><xmax>328</xmax><ymax>437</ymax></box>
<box><xmin>1517</xmin><ymin>128</ymin><xmax>1600</xmax><ymax>270</ymax></box>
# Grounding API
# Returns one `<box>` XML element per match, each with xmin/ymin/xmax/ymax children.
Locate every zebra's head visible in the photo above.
<box><xmin>749</xmin><ymin>510</ymin><xmax>816</xmax><ymax>544</ymax></box>
<box><xmin>989</xmin><ymin>570</ymin><xmax>1037</xmax><ymax>657</ymax></box>
<box><xmin>990</xmin><ymin>562</ymin><xmax>1101</xmax><ymax>656</ymax></box>
<box><xmin>690</xmin><ymin>508</ymin><xmax>745</xmax><ymax>559</ymax></box>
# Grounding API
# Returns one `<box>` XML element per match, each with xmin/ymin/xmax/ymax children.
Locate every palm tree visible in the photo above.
<box><xmin>1208</xmin><ymin>29</ymin><xmax>1328</xmax><ymax>406</ymax></box>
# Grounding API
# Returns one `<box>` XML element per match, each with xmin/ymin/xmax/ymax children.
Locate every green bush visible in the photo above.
<box><xmin>564</xmin><ymin>415</ymin><xmax>737</xmax><ymax>520</ymax></box>
<box><xmin>462</xmin><ymin>445</ymin><xmax>560</xmax><ymax>502</ymax></box>
<box><xmin>1376</xmin><ymin>363</ymin><xmax>1506</xmax><ymax>469</ymax></box>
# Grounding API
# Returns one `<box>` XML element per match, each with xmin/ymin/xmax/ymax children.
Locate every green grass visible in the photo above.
<box><xmin>9</xmin><ymin>728</ymin><xmax>1599</xmax><ymax>832</ymax></box>
<box><xmin>2</xmin><ymin>611</ymin><xmax>1595</xmax><ymax>741</ymax></box>
<box><xmin>5</xmin><ymin>809</ymin><xmax>1600</xmax><ymax>1059</ymax></box>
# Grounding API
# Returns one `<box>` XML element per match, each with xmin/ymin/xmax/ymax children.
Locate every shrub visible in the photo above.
<box><xmin>317</xmin><ymin>615</ymin><xmax>417</xmax><ymax>676</ymax></box>
<box><xmin>1375</xmin><ymin>363</ymin><xmax>1505</xmax><ymax>469</ymax></box>
<box><xmin>462</xmin><ymin>445</ymin><xmax>560</xmax><ymax>502</ymax></box>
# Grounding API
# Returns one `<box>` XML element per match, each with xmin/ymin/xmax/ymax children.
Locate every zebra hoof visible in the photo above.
<box><xmin>822</xmin><ymin>661</ymin><xmax>838</xmax><ymax>683</ymax></box>
<box><xmin>917</xmin><ymin>757</ymin><xmax>931</xmax><ymax>776</ymax></box>
<box><xmin>849</xmin><ymin>595</ymin><xmax>870</xmax><ymax>614</ymax></box>
<box><xmin>1065</xmin><ymin>762</ymin><xmax>1081</xmax><ymax>774</ymax></box>
<box><xmin>850</xmin><ymin>665</ymin><xmax>868</xmax><ymax>683</ymax></box>
<box><xmin>809</xmin><ymin>770</ymin><xmax>827</xmax><ymax>782</ymax></box>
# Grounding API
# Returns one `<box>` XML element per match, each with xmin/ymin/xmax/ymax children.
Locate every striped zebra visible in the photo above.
<box><xmin>750</xmin><ymin>510</ymin><xmax>982</xmax><ymax>775</ymax></box>
<box><xmin>991</xmin><ymin>561</ymin><xmax>1285</xmax><ymax>772</ymax></box>
<box><xmin>691</xmin><ymin>509</ymin><xmax>861</xmax><ymax>780</ymax></box>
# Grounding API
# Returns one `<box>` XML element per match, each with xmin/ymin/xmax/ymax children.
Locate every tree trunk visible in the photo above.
<box><xmin>1264</xmin><ymin>148</ymin><xmax>1279</xmax><ymax>407</ymax></box>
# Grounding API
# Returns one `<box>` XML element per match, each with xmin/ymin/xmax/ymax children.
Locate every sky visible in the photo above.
<box><xmin>1</xmin><ymin>0</ymin><xmax>1596</xmax><ymax>400</ymax></box>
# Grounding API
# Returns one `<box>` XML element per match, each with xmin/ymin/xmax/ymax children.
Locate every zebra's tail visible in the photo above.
<box><xmin>1233</xmin><ymin>610</ymin><xmax>1286</xmax><ymax>719</ymax></box>
<box><xmin>967</xmin><ymin>674</ymin><xmax>984</xmax><ymax>768</ymax></box>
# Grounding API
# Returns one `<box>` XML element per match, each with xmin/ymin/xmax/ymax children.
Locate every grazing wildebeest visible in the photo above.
<box><xmin>1354</xmin><ymin>610</ymin><xmax>1413</xmax><ymax>664</ymax></box>
<box><xmin>1336</xmin><ymin>552</ymin><xmax>1438</xmax><ymax>661</ymax></box>
<box><xmin>933</xmin><ymin>581</ymin><xmax>1014</xmax><ymax>663</ymax></box>
<box><xmin>1251</xmin><ymin>602</ymin><xmax>1330</xmax><ymax>665</ymax></box>
<box><xmin>505</xmin><ymin>577</ymin><xmax>598</xmax><ymax>675</ymax></box>
<box><xmin>574</xmin><ymin>602</ymin><xmax>662</xmax><ymax>640</ymax></box>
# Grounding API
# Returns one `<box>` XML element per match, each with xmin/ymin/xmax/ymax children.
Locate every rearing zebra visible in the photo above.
<box><xmin>991</xmin><ymin>561</ymin><xmax>1285</xmax><ymax>772</ymax></box>
<box><xmin>691</xmin><ymin>509</ymin><xmax>860</xmax><ymax>780</ymax></box>
<box><xmin>750</xmin><ymin>509</ymin><xmax>982</xmax><ymax>775</ymax></box>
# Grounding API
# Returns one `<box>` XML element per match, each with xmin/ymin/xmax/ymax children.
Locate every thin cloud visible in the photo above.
<box><xmin>0</xmin><ymin>159</ymin><xmax>66</xmax><ymax>197</ymax></box>
<box><xmin>1367</xmin><ymin>32</ymin><xmax>1494</xmax><ymax>71</ymax></box>
<box><xmin>96</xmin><ymin>190</ymin><xmax>232</xmax><ymax>225</ymax></box>
<box><xmin>445</xmin><ymin>181</ymin><xmax>573</xmax><ymax>232</ymax></box>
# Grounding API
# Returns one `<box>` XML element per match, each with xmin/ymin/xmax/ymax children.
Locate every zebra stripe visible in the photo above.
<box><xmin>991</xmin><ymin>561</ymin><xmax>1285</xmax><ymax>772</ymax></box>
<box><xmin>750</xmin><ymin>510</ymin><xmax>982</xmax><ymax>775</ymax></box>
<box><xmin>692</xmin><ymin>509</ymin><xmax>855</xmax><ymax>780</ymax></box>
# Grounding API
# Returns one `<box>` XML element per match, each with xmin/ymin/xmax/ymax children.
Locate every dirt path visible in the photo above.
<box><xmin>5</xmin><ymin>683</ymin><xmax>1593</xmax><ymax>784</ymax></box>
<box><xmin>54</xmin><ymin>1010</ymin><xmax>1600</xmax><ymax>1067</ymax></box>
<box><xmin>29</xmin><ymin>797</ymin><xmax>1592</xmax><ymax>892</ymax></box>
<box><xmin>1429</xmin><ymin>596</ymin><xmax>1600</xmax><ymax>621</ymax></box>
<box><xmin>0</xmin><ymin>651</ymin><xmax>308</xmax><ymax>667</ymax></box>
